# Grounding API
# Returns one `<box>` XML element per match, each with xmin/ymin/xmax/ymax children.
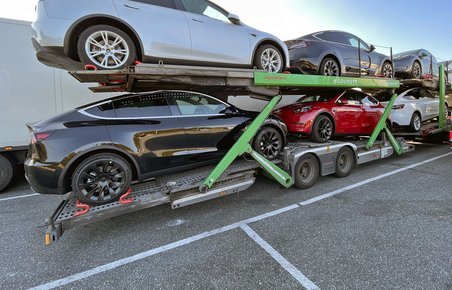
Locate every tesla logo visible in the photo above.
<box><xmin>333</xmin><ymin>78</ymin><xmax>358</xmax><ymax>85</ymax></box>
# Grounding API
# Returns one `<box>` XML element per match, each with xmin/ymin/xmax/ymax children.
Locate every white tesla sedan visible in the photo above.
<box><xmin>375</xmin><ymin>88</ymin><xmax>449</xmax><ymax>132</ymax></box>
<box><xmin>31</xmin><ymin>0</ymin><xmax>289</xmax><ymax>72</ymax></box>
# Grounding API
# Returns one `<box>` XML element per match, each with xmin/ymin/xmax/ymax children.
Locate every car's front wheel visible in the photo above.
<box><xmin>382</xmin><ymin>61</ymin><xmax>393</xmax><ymax>78</ymax></box>
<box><xmin>71</xmin><ymin>153</ymin><xmax>132</xmax><ymax>205</ymax></box>
<box><xmin>77</xmin><ymin>25</ymin><xmax>136</xmax><ymax>70</ymax></box>
<box><xmin>254</xmin><ymin>45</ymin><xmax>284</xmax><ymax>73</ymax></box>
<box><xmin>311</xmin><ymin>115</ymin><xmax>334</xmax><ymax>143</ymax></box>
<box><xmin>253</xmin><ymin>126</ymin><xmax>283</xmax><ymax>160</ymax></box>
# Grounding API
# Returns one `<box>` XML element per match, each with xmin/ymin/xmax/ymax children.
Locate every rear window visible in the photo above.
<box><xmin>85</xmin><ymin>102</ymin><xmax>115</xmax><ymax>118</ymax></box>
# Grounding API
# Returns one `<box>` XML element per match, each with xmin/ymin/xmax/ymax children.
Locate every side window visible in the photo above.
<box><xmin>131</xmin><ymin>0</ymin><xmax>176</xmax><ymax>9</ymax></box>
<box><xmin>174</xmin><ymin>93</ymin><xmax>227</xmax><ymax>116</ymax></box>
<box><xmin>113</xmin><ymin>94</ymin><xmax>171</xmax><ymax>118</ymax></box>
<box><xmin>85</xmin><ymin>102</ymin><xmax>116</xmax><ymax>118</ymax></box>
<box><xmin>362</xmin><ymin>95</ymin><xmax>379</xmax><ymax>106</ymax></box>
<box><xmin>340</xmin><ymin>91</ymin><xmax>361</xmax><ymax>105</ymax></box>
<box><xmin>359</xmin><ymin>40</ymin><xmax>370</xmax><ymax>51</ymax></box>
<box><xmin>327</xmin><ymin>32</ymin><xmax>348</xmax><ymax>45</ymax></box>
<box><xmin>347</xmin><ymin>35</ymin><xmax>360</xmax><ymax>48</ymax></box>
<box><xmin>181</xmin><ymin>0</ymin><xmax>229</xmax><ymax>22</ymax></box>
<box><xmin>408</xmin><ymin>89</ymin><xmax>421</xmax><ymax>100</ymax></box>
<box><xmin>314</xmin><ymin>32</ymin><xmax>327</xmax><ymax>41</ymax></box>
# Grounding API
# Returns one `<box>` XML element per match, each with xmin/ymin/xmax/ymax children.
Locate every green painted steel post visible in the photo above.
<box><xmin>366</xmin><ymin>93</ymin><xmax>402</xmax><ymax>155</ymax></box>
<box><xmin>201</xmin><ymin>95</ymin><xmax>293</xmax><ymax>191</ymax></box>
<box><xmin>439</xmin><ymin>63</ymin><xmax>446</xmax><ymax>128</ymax></box>
<box><xmin>249</xmin><ymin>149</ymin><xmax>293</xmax><ymax>188</ymax></box>
<box><xmin>384</xmin><ymin>127</ymin><xmax>402</xmax><ymax>155</ymax></box>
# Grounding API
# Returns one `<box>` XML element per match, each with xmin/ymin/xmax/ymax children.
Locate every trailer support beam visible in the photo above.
<box><xmin>366</xmin><ymin>93</ymin><xmax>402</xmax><ymax>154</ymax></box>
<box><xmin>439</xmin><ymin>64</ymin><xmax>446</xmax><ymax>128</ymax></box>
<box><xmin>201</xmin><ymin>95</ymin><xmax>293</xmax><ymax>191</ymax></box>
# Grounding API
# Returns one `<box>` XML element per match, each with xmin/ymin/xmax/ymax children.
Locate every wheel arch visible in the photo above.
<box><xmin>318</xmin><ymin>54</ymin><xmax>341</xmax><ymax>75</ymax></box>
<box><xmin>252</xmin><ymin>39</ymin><xmax>288</xmax><ymax>69</ymax></box>
<box><xmin>64</xmin><ymin>15</ymin><xmax>144</xmax><ymax>62</ymax></box>
<box><xmin>262</xmin><ymin>116</ymin><xmax>288</xmax><ymax>146</ymax></box>
<box><xmin>58</xmin><ymin>146</ymin><xmax>140</xmax><ymax>193</ymax></box>
<box><xmin>314</xmin><ymin>111</ymin><xmax>336</xmax><ymax>133</ymax></box>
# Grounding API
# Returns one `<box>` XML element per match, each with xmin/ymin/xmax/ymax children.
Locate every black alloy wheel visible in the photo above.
<box><xmin>311</xmin><ymin>115</ymin><xmax>334</xmax><ymax>143</ymax></box>
<box><xmin>320</xmin><ymin>57</ymin><xmax>340</xmax><ymax>76</ymax></box>
<box><xmin>253</xmin><ymin>126</ymin><xmax>283</xmax><ymax>160</ymax></box>
<box><xmin>72</xmin><ymin>153</ymin><xmax>132</xmax><ymax>205</ymax></box>
<box><xmin>294</xmin><ymin>154</ymin><xmax>320</xmax><ymax>189</ymax></box>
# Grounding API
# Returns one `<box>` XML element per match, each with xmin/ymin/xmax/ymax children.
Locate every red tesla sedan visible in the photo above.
<box><xmin>272</xmin><ymin>89</ymin><xmax>385</xmax><ymax>142</ymax></box>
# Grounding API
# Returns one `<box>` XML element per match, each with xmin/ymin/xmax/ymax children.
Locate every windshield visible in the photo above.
<box><xmin>296</xmin><ymin>92</ymin><xmax>339</xmax><ymax>103</ymax></box>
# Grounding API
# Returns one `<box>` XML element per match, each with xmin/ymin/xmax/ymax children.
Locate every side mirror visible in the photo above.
<box><xmin>228</xmin><ymin>13</ymin><xmax>241</xmax><ymax>25</ymax></box>
<box><xmin>367</xmin><ymin>44</ymin><xmax>376</xmax><ymax>52</ymax></box>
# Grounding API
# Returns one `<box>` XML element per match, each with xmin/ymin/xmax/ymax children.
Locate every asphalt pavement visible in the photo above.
<box><xmin>0</xmin><ymin>142</ymin><xmax>451</xmax><ymax>290</ymax></box>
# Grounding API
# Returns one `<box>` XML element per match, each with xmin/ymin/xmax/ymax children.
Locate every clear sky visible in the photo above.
<box><xmin>1</xmin><ymin>0</ymin><xmax>451</xmax><ymax>61</ymax></box>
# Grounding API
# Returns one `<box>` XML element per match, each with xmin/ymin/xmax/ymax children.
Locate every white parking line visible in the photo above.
<box><xmin>0</xmin><ymin>193</ymin><xmax>39</xmax><ymax>202</ymax></box>
<box><xmin>29</xmin><ymin>151</ymin><xmax>452</xmax><ymax>289</ymax></box>
<box><xmin>241</xmin><ymin>224</ymin><xmax>320</xmax><ymax>290</ymax></box>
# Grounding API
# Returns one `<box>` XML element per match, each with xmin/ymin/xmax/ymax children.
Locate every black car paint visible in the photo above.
<box><xmin>25</xmin><ymin>91</ymin><xmax>286</xmax><ymax>195</ymax></box>
<box><xmin>286</xmin><ymin>30</ymin><xmax>391</xmax><ymax>77</ymax></box>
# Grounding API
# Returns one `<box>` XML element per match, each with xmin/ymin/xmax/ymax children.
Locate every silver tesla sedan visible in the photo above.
<box><xmin>31</xmin><ymin>0</ymin><xmax>289</xmax><ymax>72</ymax></box>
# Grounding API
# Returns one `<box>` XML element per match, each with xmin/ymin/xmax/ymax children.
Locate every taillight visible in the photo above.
<box><xmin>31</xmin><ymin>132</ymin><xmax>53</xmax><ymax>144</ymax></box>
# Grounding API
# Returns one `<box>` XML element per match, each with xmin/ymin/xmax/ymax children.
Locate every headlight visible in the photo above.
<box><xmin>293</xmin><ymin>106</ymin><xmax>312</xmax><ymax>113</ymax></box>
<box><xmin>392</xmin><ymin>104</ymin><xmax>405</xmax><ymax>110</ymax></box>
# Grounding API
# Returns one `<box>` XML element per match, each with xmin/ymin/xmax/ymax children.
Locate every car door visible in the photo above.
<box><xmin>419</xmin><ymin>50</ymin><xmax>433</xmax><ymax>77</ymax></box>
<box><xmin>325</xmin><ymin>32</ymin><xmax>360</xmax><ymax>76</ymax></box>
<box><xmin>179</xmin><ymin>0</ymin><xmax>251</xmax><ymax>65</ymax></box>
<box><xmin>344</xmin><ymin>33</ymin><xmax>373</xmax><ymax>75</ymax></box>
<box><xmin>171</xmin><ymin>91</ymin><xmax>250</xmax><ymax>163</ymax></box>
<box><xmin>421</xmin><ymin>89</ymin><xmax>439</xmax><ymax>120</ymax></box>
<box><xmin>360</xmin><ymin>93</ymin><xmax>384</xmax><ymax>134</ymax></box>
<box><xmin>106</xmin><ymin>93</ymin><xmax>189</xmax><ymax>178</ymax></box>
<box><xmin>332</xmin><ymin>90</ymin><xmax>364</xmax><ymax>134</ymax></box>
<box><xmin>112</xmin><ymin>0</ymin><xmax>192</xmax><ymax>61</ymax></box>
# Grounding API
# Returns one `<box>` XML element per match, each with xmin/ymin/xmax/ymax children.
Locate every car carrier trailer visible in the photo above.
<box><xmin>43</xmin><ymin>63</ymin><xmax>450</xmax><ymax>245</ymax></box>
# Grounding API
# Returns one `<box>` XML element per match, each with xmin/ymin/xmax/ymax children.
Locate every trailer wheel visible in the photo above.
<box><xmin>0</xmin><ymin>154</ymin><xmax>15</xmax><ymax>192</ymax></box>
<box><xmin>293</xmin><ymin>154</ymin><xmax>319</xmax><ymax>189</ymax></box>
<box><xmin>334</xmin><ymin>147</ymin><xmax>355</xmax><ymax>178</ymax></box>
<box><xmin>77</xmin><ymin>25</ymin><xmax>136</xmax><ymax>70</ymax></box>
<box><xmin>71</xmin><ymin>153</ymin><xmax>132</xmax><ymax>205</ymax></box>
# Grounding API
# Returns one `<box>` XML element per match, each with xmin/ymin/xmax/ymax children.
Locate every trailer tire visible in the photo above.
<box><xmin>293</xmin><ymin>154</ymin><xmax>319</xmax><ymax>189</ymax></box>
<box><xmin>71</xmin><ymin>153</ymin><xmax>132</xmax><ymax>205</ymax></box>
<box><xmin>334</xmin><ymin>147</ymin><xmax>355</xmax><ymax>178</ymax></box>
<box><xmin>0</xmin><ymin>154</ymin><xmax>15</xmax><ymax>192</ymax></box>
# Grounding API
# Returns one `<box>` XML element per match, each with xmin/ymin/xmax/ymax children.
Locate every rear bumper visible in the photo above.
<box><xmin>24</xmin><ymin>158</ymin><xmax>64</xmax><ymax>195</ymax></box>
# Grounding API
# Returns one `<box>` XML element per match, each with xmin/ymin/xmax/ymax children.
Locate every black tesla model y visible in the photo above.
<box><xmin>25</xmin><ymin>90</ymin><xmax>287</xmax><ymax>205</ymax></box>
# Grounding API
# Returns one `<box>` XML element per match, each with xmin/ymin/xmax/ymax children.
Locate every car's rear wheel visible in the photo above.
<box><xmin>0</xmin><ymin>154</ymin><xmax>15</xmax><ymax>192</ymax></box>
<box><xmin>409</xmin><ymin>112</ymin><xmax>422</xmax><ymax>132</ymax></box>
<box><xmin>382</xmin><ymin>61</ymin><xmax>393</xmax><ymax>78</ymax></box>
<box><xmin>77</xmin><ymin>25</ymin><xmax>136</xmax><ymax>70</ymax></box>
<box><xmin>411</xmin><ymin>61</ymin><xmax>422</xmax><ymax>79</ymax></box>
<box><xmin>254</xmin><ymin>45</ymin><xmax>284</xmax><ymax>73</ymax></box>
<box><xmin>311</xmin><ymin>115</ymin><xmax>334</xmax><ymax>143</ymax></box>
<box><xmin>319</xmin><ymin>57</ymin><xmax>340</xmax><ymax>76</ymax></box>
<box><xmin>72</xmin><ymin>153</ymin><xmax>132</xmax><ymax>205</ymax></box>
<box><xmin>253</xmin><ymin>126</ymin><xmax>283</xmax><ymax>160</ymax></box>
<box><xmin>294</xmin><ymin>154</ymin><xmax>319</xmax><ymax>189</ymax></box>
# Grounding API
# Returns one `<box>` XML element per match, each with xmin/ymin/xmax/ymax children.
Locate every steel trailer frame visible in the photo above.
<box><xmin>42</xmin><ymin>64</ymin><xmax>438</xmax><ymax>245</ymax></box>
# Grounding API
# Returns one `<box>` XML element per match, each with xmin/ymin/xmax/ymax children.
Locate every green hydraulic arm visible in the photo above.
<box><xmin>201</xmin><ymin>95</ymin><xmax>294</xmax><ymax>191</ymax></box>
<box><xmin>439</xmin><ymin>64</ymin><xmax>446</xmax><ymax>128</ymax></box>
<box><xmin>366</xmin><ymin>92</ymin><xmax>402</xmax><ymax>154</ymax></box>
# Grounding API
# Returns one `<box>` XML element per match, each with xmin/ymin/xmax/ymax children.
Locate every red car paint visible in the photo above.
<box><xmin>273</xmin><ymin>89</ymin><xmax>385</xmax><ymax>138</ymax></box>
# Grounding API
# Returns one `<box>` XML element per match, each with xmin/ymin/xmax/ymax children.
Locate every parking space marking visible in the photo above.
<box><xmin>241</xmin><ymin>224</ymin><xmax>320</xmax><ymax>290</ymax></box>
<box><xmin>29</xmin><ymin>151</ymin><xmax>452</xmax><ymax>289</ymax></box>
<box><xmin>299</xmin><ymin>151</ymin><xmax>452</xmax><ymax>207</ymax></box>
<box><xmin>0</xmin><ymin>193</ymin><xmax>39</xmax><ymax>202</ymax></box>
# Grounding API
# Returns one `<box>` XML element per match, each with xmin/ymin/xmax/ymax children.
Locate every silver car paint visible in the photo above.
<box><xmin>381</xmin><ymin>88</ymin><xmax>440</xmax><ymax>126</ymax></box>
<box><xmin>32</xmin><ymin>0</ymin><xmax>289</xmax><ymax>68</ymax></box>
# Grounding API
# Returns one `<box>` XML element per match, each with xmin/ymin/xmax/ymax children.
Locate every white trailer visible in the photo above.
<box><xmin>0</xmin><ymin>18</ymin><xmax>112</xmax><ymax>192</ymax></box>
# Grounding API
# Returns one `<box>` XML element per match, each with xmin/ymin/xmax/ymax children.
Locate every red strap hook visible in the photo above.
<box><xmin>74</xmin><ymin>200</ymin><xmax>91</xmax><ymax>217</ymax></box>
<box><xmin>119</xmin><ymin>188</ymin><xmax>134</xmax><ymax>205</ymax></box>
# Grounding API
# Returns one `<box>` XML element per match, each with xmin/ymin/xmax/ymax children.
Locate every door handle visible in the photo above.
<box><xmin>124</xmin><ymin>4</ymin><xmax>139</xmax><ymax>10</ymax></box>
<box><xmin>192</xmin><ymin>19</ymin><xmax>204</xmax><ymax>23</ymax></box>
